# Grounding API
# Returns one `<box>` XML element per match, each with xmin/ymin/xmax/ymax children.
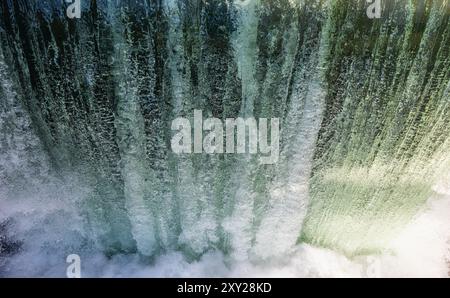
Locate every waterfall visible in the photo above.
<box><xmin>0</xmin><ymin>0</ymin><xmax>449</xmax><ymax>277</ymax></box>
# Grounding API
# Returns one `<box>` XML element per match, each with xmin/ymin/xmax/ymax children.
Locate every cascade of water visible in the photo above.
<box><xmin>0</xmin><ymin>0</ymin><xmax>448</xmax><ymax>275</ymax></box>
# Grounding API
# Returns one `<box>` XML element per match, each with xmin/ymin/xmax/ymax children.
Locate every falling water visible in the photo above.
<box><xmin>0</xmin><ymin>0</ymin><xmax>449</xmax><ymax>277</ymax></box>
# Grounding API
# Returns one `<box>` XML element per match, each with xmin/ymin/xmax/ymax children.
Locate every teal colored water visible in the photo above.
<box><xmin>0</xmin><ymin>0</ymin><xmax>448</xmax><ymax>276</ymax></box>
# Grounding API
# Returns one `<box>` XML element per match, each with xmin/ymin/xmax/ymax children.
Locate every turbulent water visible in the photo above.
<box><xmin>0</xmin><ymin>0</ymin><xmax>449</xmax><ymax>277</ymax></box>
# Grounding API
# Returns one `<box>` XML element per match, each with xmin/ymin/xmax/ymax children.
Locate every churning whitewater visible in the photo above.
<box><xmin>0</xmin><ymin>0</ymin><xmax>449</xmax><ymax>277</ymax></box>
